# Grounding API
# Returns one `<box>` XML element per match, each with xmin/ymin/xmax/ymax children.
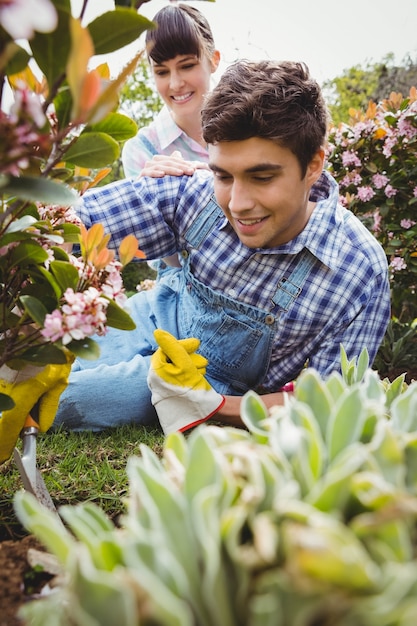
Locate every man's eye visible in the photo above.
<box><xmin>213</xmin><ymin>172</ymin><xmax>231</xmax><ymax>181</ymax></box>
<box><xmin>253</xmin><ymin>175</ymin><xmax>274</xmax><ymax>183</ymax></box>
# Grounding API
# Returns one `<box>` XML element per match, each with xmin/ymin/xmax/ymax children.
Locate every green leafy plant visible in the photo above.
<box><xmin>14</xmin><ymin>350</ymin><xmax>417</xmax><ymax>625</ymax></box>
<box><xmin>0</xmin><ymin>0</ymin><xmax>152</xmax><ymax>409</ymax></box>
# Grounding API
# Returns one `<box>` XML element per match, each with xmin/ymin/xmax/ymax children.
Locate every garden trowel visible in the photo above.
<box><xmin>13</xmin><ymin>414</ymin><xmax>58</xmax><ymax>514</ymax></box>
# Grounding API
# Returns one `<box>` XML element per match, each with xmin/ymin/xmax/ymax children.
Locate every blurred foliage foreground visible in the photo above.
<box><xmin>13</xmin><ymin>349</ymin><xmax>417</xmax><ymax>626</ymax></box>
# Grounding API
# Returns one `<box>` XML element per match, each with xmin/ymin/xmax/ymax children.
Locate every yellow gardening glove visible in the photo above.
<box><xmin>147</xmin><ymin>329</ymin><xmax>225</xmax><ymax>435</ymax></box>
<box><xmin>0</xmin><ymin>359</ymin><xmax>73</xmax><ymax>464</ymax></box>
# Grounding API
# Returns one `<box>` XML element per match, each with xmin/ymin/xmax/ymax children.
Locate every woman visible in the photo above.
<box><xmin>122</xmin><ymin>3</ymin><xmax>220</xmax><ymax>179</ymax></box>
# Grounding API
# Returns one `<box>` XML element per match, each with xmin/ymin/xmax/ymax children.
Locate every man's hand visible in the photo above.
<box><xmin>147</xmin><ymin>329</ymin><xmax>225</xmax><ymax>435</ymax></box>
<box><xmin>139</xmin><ymin>150</ymin><xmax>210</xmax><ymax>178</ymax></box>
<box><xmin>0</xmin><ymin>359</ymin><xmax>73</xmax><ymax>464</ymax></box>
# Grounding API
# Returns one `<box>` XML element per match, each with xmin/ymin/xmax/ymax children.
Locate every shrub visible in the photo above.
<box><xmin>326</xmin><ymin>89</ymin><xmax>417</xmax><ymax>321</ymax></box>
<box><xmin>14</xmin><ymin>350</ymin><xmax>417</xmax><ymax>626</ymax></box>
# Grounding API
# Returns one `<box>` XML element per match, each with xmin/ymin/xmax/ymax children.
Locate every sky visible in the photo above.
<box><xmin>75</xmin><ymin>0</ymin><xmax>417</xmax><ymax>85</ymax></box>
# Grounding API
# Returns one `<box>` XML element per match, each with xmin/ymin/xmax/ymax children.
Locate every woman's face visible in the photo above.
<box><xmin>150</xmin><ymin>51</ymin><xmax>220</xmax><ymax>127</ymax></box>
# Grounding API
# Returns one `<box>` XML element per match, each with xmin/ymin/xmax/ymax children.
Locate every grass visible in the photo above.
<box><xmin>0</xmin><ymin>424</ymin><xmax>164</xmax><ymax>540</ymax></box>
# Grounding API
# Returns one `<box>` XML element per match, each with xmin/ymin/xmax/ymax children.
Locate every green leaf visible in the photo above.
<box><xmin>63</xmin><ymin>132</ymin><xmax>120</xmax><ymax>168</ymax></box>
<box><xmin>67</xmin><ymin>337</ymin><xmax>101</xmax><ymax>360</ymax></box>
<box><xmin>50</xmin><ymin>259</ymin><xmax>80</xmax><ymax>292</ymax></box>
<box><xmin>84</xmin><ymin>112</ymin><xmax>138</xmax><ymax>142</ymax></box>
<box><xmin>20</xmin><ymin>294</ymin><xmax>48</xmax><ymax>326</ymax></box>
<box><xmin>104</xmin><ymin>298</ymin><xmax>136</xmax><ymax>331</ymax></box>
<box><xmin>184</xmin><ymin>430</ymin><xmax>219</xmax><ymax>501</ymax></box>
<box><xmin>0</xmin><ymin>393</ymin><xmax>15</xmax><ymax>411</ymax></box>
<box><xmin>9</xmin><ymin>240</ymin><xmax>49</xmax><ymax>267</ymax></box>
<box><xmin>14</xmin><ymin>491</ymin><xmax>74</xmax><ymax>565</ymax></box>
<box><xmin>18</xmin><ymin>343</ymin><xmax>68</xmax><ymax>364</ymax></box>
<box><xmin>0</xmin><ymin>174</ymin><xmax>77</xmax><ymax>205</ymax></box>
<box><xmin>87</xmin><ymin>9</ymin><xmax>153</xmax><ymax>55</ymax></box>
<box><xmin>240</xmin><ymin>390</ymin><xmax>269</xmax><ymax>440</ymax></box>
<box><xmin>53</xmin><ymin>86</ymin><xmax>73</xmax><ymax>130</ymax></box>
<box><xmin>326</xmin><ymin>388</ymin><xmax>365</xmax><ymax>462</ymax></box>
<box><xmin>29</xmin><ymin>6</ymin><xmax>72</xmax><ymax>87</ymax></box>
<box><xmin>295</xmin><ymin>369</ymin><xmax>333</xmax><ymax>438</ymax></box>
<box><xmin>5</xmin><ymin>43</ymin><xmax>30</xmax><ymax>75</ymax></box>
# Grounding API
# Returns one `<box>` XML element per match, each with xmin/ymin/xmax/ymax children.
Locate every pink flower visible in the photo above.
<box><xmin>390</xmin><ymin>257</ymin><xmax>407</xmax><ymax>272</ymax></box>
<box><xmin>357</xmin><ymin>186</ymin><xmax>375</xmax><ymax>202</ymax></box>
<box><xmin>0</xmin><ymin>0</ymin><xmax>57</xmax><ymax>40</ymax></box>
<box><xmin>372</xmin><ymin>173</ymin><xmax>389</xmax><ymax>189</ymax></box>
<box><xmin>341</xmin><ymin>150</ymin><xmax>362</xmax><ymax>168</ymax></box>
<box><xmin>400</xmin><ymin>219</ymin><xmax>416</xmax><ymax>229</ymax></box>
<box><xmin>384</xmin><ymin>185</ymin><xmax>397</xmax><ymax>198</ymax></box>
<box><xmin>41</xmin><ymin>287</ymin><xmax>109</xmax><ymax>345</ymax></box>
<box><xmin>372</xmin><ymin>210</ymin><xmax>382</xmax><ymax>233</ymax></box>
<box><xmin>413</xmin><ymin>187</ymin><xmax>417</xmax><ymax>198</ymax></box>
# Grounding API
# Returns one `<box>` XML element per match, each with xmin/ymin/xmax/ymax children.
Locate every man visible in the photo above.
<box><xmin>53</xmin><ymin>60</ymin><xmax>390</xmax><ymax>434</ymax></box>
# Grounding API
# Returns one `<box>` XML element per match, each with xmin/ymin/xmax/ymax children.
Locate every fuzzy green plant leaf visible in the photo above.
<box><xmin>306</xmin><ymin>443</ymin><xmax>367</xmax><ymax>512</ymax></box>
<box><xmin>164</xmin><ymin>430</ymin><xmax>189</xmax><ymax>468</ymax></box>
<box><xmin>289</xmin><ymin>400</ymin><xmax>325</xmax><ymax>481</ymax></box>
<box><xmin>384</xmin><ymin>374</ymin><xmax>407</xmax><ymax>407</ymax></box>
<box><xmin>324</xmin><ymin>370</ymin><xmax>347</xmax><ymax>400</ymax></box>
<box><xmin>294</xmin><ymin>368</ymin><xmax>333</xmax><ymax>438</ymax></box>
<box><xmin>281</xmin><ymin>515</ymin><xmax>381</xmax><ymax>591</ymax></box>
<box><xmin>59</xmin><ymin>503</ymin><xmax>122</xmax><ymax>571</ymax></box>
<box><xmin>368</xmin><ymin>420</ymin><xmax>405</xmax><ymax>487</ymax></box>
<box><xmin>184</xmin><ymin>428</ymin><xmax>221</xmax><ymax>501</ymax></box>
<box><xmin>193</xmin><ymin>486</ymin><xmax>238</xmax><ymax>626</ymax></box>
<box><xmin>69</xmin><ymin>553</ymin><xmax>138</xmax><ymax>626</ymax></box>
<box><xmin>13</xmin><ymin>491</ymin><xmax>74</xmax><ymax>565</ymax></box>
<box><xmin>63</xmin><ymin>132</ymin><xmax>120</xmax><ymax>168</ymax></box>
<box><xmin>391</xmin><ymin>385</ymin><xmax>417</xmax><ymax>433</ymax></box>
<box><xmin>326</xmin><ymin>387</ymin><xmax>366</xmax><ymax>463</ymax></box>
<box><xmin>240</xmin><ymin>390</ymin><xmax>270</xmax><ymax>440</ymax></box>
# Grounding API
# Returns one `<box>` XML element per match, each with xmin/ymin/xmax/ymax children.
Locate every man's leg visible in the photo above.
<box><xmin>53</xmin><ymin>353</ymin><xmax>157</xmax><ymax>430</ymax></box>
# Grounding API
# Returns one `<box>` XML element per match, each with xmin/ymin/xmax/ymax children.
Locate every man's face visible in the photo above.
<box><xmin>209</xmin><ymin>137</ymin><xmax>324</xmax><ymax>249</ymax></box>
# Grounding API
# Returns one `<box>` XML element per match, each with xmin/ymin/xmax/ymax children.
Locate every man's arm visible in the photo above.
<box><xmin>215</xmin><ymin>391</ymin><xmax>286</xmax><ymax>427</ymax></box>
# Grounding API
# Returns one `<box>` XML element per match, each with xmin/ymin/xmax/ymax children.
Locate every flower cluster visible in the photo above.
<box><xmin>0</xmin><ymin>0</ymin><xmax>151</xmax><ymax>381</ymax></box>
<box><xmin>0</xmin><ymin>89</ymin><xmax>51</xmax><ymax>176</ymax></box>
<box><xmin>326</xmin><ymin>89</ymin><xmax>417</xmax><ymax>320</ymax></box>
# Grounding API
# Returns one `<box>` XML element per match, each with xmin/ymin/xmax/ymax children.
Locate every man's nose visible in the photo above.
<box><xmin>228</xmin><ymin>182</ymin><xmax>255</xmax><ymax>213</ymax></box>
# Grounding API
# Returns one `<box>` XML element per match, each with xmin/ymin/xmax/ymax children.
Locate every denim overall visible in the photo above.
<box><xmin>54</xmin><ymin>197</ymin><xmax>315</xmax><ymax>430</ymax></box>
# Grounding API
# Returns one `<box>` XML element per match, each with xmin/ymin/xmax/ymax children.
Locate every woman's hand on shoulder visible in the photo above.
<box><xmin>139</xmin><ymin>151</ymin><xmax>210</xmax><ymax>178</ymax></box>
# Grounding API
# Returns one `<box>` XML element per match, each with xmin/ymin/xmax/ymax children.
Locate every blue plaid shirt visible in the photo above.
<box><xmin>77</xmin><ymin>170</ymin><xmax>390</xmax><ymax>386</ymax></box>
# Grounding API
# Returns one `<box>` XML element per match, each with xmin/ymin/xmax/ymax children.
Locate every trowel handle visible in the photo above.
<box><xmin>23</xmin><ymin>414</ymin><xmax>40</xmax><ymax>429</ymax></box>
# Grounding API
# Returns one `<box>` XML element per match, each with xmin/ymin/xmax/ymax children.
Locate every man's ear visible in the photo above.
<box><xmin>306</xmin><ymin>148</ymin><xmax>325</xmax><ymax>186</ymax></box>
<box><xmin>210</xmin><ymin>49</ymin><xmax>221</xmax><ymax>73</ymax></box>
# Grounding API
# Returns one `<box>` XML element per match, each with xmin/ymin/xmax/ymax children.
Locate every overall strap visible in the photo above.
<box><xmin>138</xmin><ymin>135</ymin><xmax>158</xmax><ymax>156</ymax></box>
<box><xmin>271</xmin><ymin>248</ymin><xmax>317</xmax><ymax>311</ymax></box>
<box><xmin>184</xmin><ymin>196</ymin><xmax>224</xmax><ymax>247</ymax></box>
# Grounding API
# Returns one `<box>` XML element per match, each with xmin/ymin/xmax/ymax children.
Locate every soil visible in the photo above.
<box><xmin>1</xmin><ymin>367</ymin><xmax>417</xmax><ymax>625</ymax></box>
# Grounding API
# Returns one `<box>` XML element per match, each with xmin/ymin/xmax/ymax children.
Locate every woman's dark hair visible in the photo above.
<box><xmin>146</xmin><ymin>4</ymin><xmax>215</xmax><ymax>64</ymax></box>
<box><xmin>202</xmin><ymin>60</ymin><xmax>329</xmax><ymax>177</ymax></box>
